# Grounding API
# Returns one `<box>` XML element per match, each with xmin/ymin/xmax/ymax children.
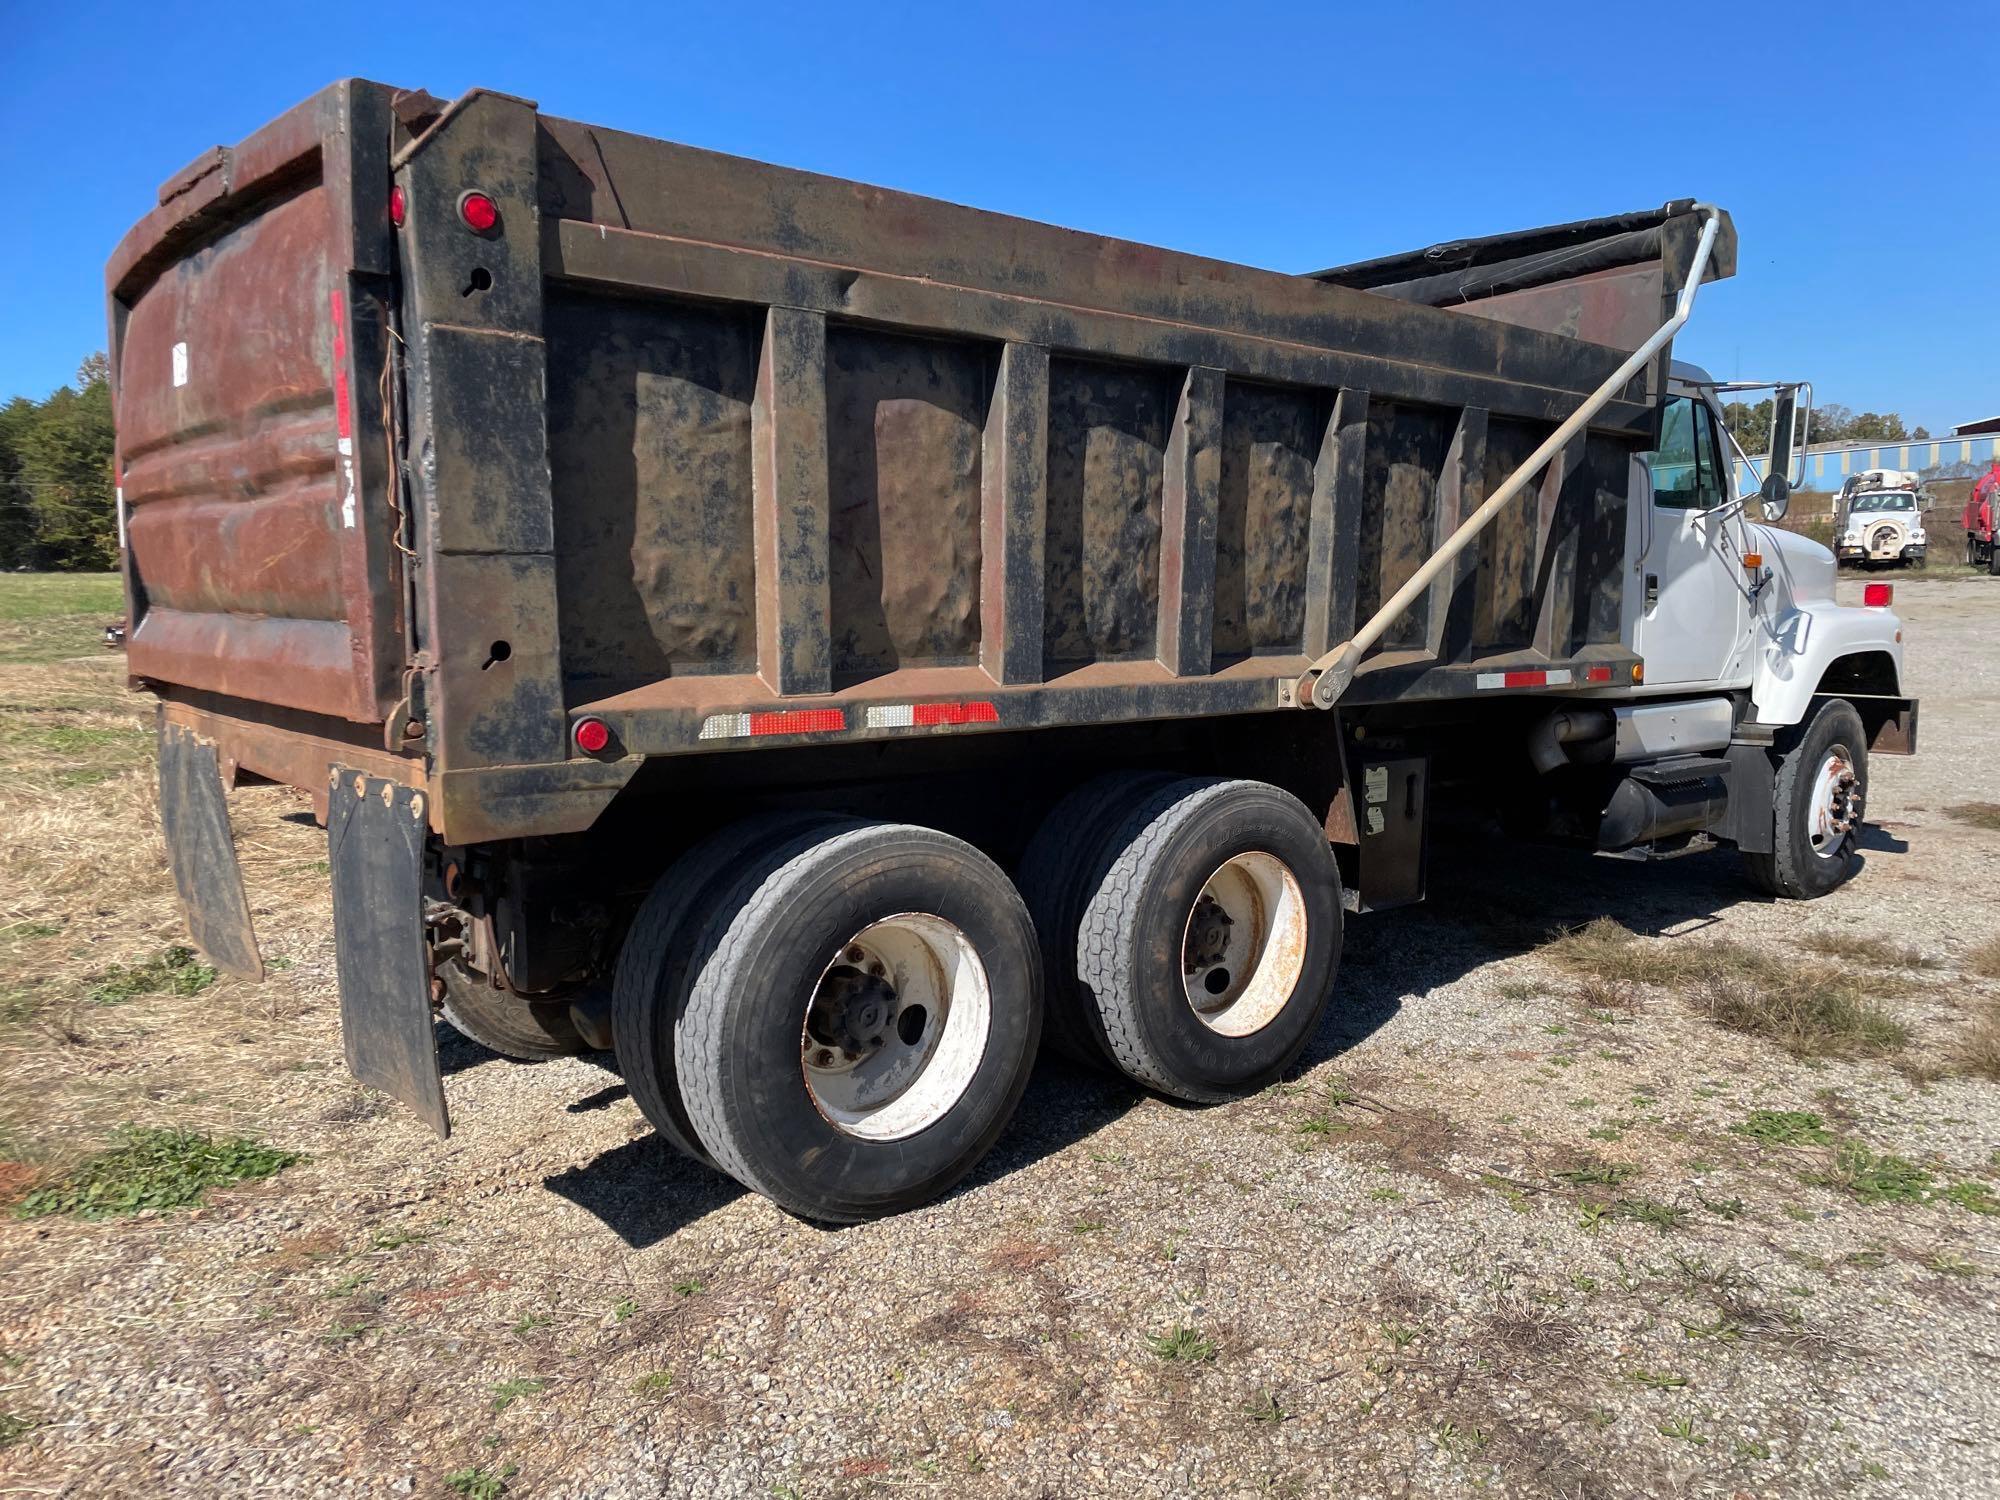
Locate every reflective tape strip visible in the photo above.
<box><xmin>864</xmin><ymin>700</ymin><xmax>999</xmax><ymax>729</ymax></box>
<box><xmin>1475</xmin><ymin>668</ymin><xmax>1574</xmax><ymax>690</ymax></box>
<box><xmin>699</xmin><ymin>709</ymin><xmax>848</xmax><ymax>740</ymax></box>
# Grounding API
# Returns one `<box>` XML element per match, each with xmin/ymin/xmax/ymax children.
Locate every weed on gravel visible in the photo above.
<box><xmin>444</xmin><ymin>1464</ymin><xmax>518</xmax><ymax>1499</ymax></box>
<box><xmin>1942</xmin><ymin>802</ymin><xmax>2000</xmax><ymax>832</ymax></box>
<box><xmin>1958</xmin><ymin>1001</ymin><xmax>2000</xmax><ymax>1080</ymax></box>
<box><xmin>1730</xmin><ymin>1110</ymin><xmax>1835</xmax><ymax>1146</ymax></box>
<box><xmin>1542</xmin><ymin>919</ymin><xmax>1907</xmax><ymax>1059</ymax></box>
<box><xmin>1146</xmin><ymin>1325</ymin><xmax>1218</xmax><ymax>1363</ymax></box>
<box><xmin>0</xmin><ymin>1411</ymin><xmax>37</xmax><ymax>1448</ymax></box>
<box><xmin>14</xmin><ymin>1126</ymin><xmax>300</xmax><ymax>1220</ymax></box>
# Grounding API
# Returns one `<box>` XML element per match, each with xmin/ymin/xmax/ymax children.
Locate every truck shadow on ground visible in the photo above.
<box><xmin>534</xmin><ymin>824</ymin><xmax>1906</xmax><ymax>1248</ymax></box>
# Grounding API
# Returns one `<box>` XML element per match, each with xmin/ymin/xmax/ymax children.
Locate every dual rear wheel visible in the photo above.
<box><xmin>611</xmin><ymin>778</ymin><xmax>1343</xmax><ymax>1222</ymax></box>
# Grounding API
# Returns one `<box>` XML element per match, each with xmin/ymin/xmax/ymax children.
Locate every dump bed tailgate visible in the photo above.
<box><xmin>108</xmin><ymin>80</ymin><xmax>404</xmax><ymax>727</ymax></box>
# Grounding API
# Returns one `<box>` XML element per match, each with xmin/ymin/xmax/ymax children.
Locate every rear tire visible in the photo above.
<box><xmin>1741</xmin><ymin>698</ymin><xmax>1868</xmax><ymax>899</ymax></box>
<box><xmin>1076</xmin><ymin>778</ymin><xmax>1342</xmax><ymax>1102</ymax></box>
<box><xmin>1016</xmin><ymin>770</ymin><xmax>1179</xmax><ymax>1066</ymax></box>
<box><xmin>676</xmin><ymin>822</ymin><xmax>1042</xmax><ymax>1222</ymax></box>
<box><xmin>438</xmin><ymin>962</ymin><xmax>591</xmax><ymax>1060</ymax></box>
<box><xmin>612</xmin><ymin>812</ymin><xmax>843</xmax><ymax>1164</ymax></box>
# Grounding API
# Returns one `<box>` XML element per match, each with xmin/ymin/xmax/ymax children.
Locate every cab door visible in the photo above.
<box><xmin>1631</xmin><ymin>395</ymin><xmax>1751</xmax><ymax>687</ymax></box>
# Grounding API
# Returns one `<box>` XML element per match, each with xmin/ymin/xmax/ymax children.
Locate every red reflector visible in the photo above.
<box><xmin>573</xmin><ymin>717</ymin><xmax>610</xmax><ymax>753</ymax></box>
<box><xmin>1585</xmin><ymin>666</ymin><xmax>1613</xmax><ymax>684</ymax></box>
<box><xmin>1502</xmin><ymin>670</ymin><xmax>1545</xmax><ymax>688</ymax></box>
<box><xmin>749</xmin><ymin>709</ymin><xmax>846</xmax><ymax>736</ymax></box>
<box><xmin>389</xmin><ymin>185</ymin><xmax>406</xmax><ymax>227</ymax></box>
<box><xmin>1863</xmin><ymin>583</ymin><xmax>1893</xmax><ymax>608</ymax></box>
<box><xmin>459</xmin><ymin>191</ymin><xmax>499</xmax><ymax>233</ymax></box>
<box><xmin>328</xmin><ymin>290</ymin><xmax>352</xmax><ymax>439</ymax></box>
<box><xmin>912</xmin><ymin>700</ymin><xmax>999</xmax><ymax>726</ymax></box>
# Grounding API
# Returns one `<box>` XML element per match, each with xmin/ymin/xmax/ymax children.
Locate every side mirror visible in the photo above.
<box><xmin>1761</xmin><ymin>387</ymin><xmax>1797</xmax><ymax>520</ymax></box>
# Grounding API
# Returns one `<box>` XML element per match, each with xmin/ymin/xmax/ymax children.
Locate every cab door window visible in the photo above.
<box><xmin>1645</xmin><ymin>397</ymin><xmax>1728</xmax><ymax>510</ymax></box>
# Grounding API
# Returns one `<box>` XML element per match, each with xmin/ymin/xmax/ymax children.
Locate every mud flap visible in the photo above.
<box><xmin>157</xmin><ymin>720</ymin><xmax>263</xmax><ymax>981</ymax></box>
<box><xmin>328</xmin><ymin>768</ymin><xmax>449</xmax><ymax>1139</ymax></box>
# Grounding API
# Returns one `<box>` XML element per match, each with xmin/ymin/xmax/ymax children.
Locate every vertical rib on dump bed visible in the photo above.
<box><xmin>111</xmin><ymin>82</ymin><xmax>1730</xmax><ymax>846</ymax></box>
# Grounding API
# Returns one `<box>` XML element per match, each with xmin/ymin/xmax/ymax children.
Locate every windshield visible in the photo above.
<box><xmin>1854</xmin><ymin>492</ymin><xmax>1916</xmax><ymax>512</ymax></box>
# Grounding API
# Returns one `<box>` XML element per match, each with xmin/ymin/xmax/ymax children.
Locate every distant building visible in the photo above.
<box><xmin>1737</xmin><ymin>430</ymin><xmax>1999</xmax><ymax>497</ymax></box>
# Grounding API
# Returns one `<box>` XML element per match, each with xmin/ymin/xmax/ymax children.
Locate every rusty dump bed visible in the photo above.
<box><xmin>109</xmin><ymin>81</ymin><xmax>1734</xmax><ymax>847</ymax></box>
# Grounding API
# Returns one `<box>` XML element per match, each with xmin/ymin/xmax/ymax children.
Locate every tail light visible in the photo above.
<box><xmin>389</xmin><ymin>185</ymin><xmax>406</xmax><ymax>227</ymax></box>
<box><xmin>1863</xmin><ymin>583</ymin><xmax>1893</xmax><ymax>608</ymax></box>
<box><xmin>572</xmin><ymin>717</ymin><xmax>611</xmax><ymax>754</ymax></box>
<box><xmin>458</xmin><ymin>190</ymin><xmax>500</xmax><ymax>233</ymax></box>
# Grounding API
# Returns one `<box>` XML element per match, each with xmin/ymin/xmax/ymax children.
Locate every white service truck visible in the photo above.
<box><xmin>1832</xmin><ymin>469</ymin><xmax>1931</xmax><ymax>568</ymax></box>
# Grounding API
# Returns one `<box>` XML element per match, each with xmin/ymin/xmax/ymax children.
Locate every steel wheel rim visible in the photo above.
<box><xmin>800</xmin><ymin>913</ymin><xmax>991</xmax><ymax>1142</ymax></box>
<box><xmin>1806</xmin><ymin>747</ymin><xmax>1860</xmax><ymax>858</ymax></box>
<box><xmin>1180</xmin><ymin>852</ymin><xmax>1308</xmax><ymax>1037</ymax></box>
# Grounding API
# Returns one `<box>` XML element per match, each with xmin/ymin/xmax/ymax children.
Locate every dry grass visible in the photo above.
<box><xmin>0</xmin><ymin>580</ymin><xmax>328</xmax><ymax>1176</ymax></box>
<box><xmin>1959</xmin><ymin>1003</ymin><xmax>2000</xmax><ymax>1082</ymax></box>
<box><xmin>1798</xmin><ymin>931</ymin><xmax>1941</xmax><ymax>971</ymax></box>
<box><xmin>1943</xmin><ymin>803</ymin><xmax>2000</xmax><ymax>832</ymax></box>
<box><xmin>1542</xmin><ymin>918</ymin><xmax>1908</xmax><ymax>1060</ymax></box>
<box><xmin>1969</xmin><ymin>937</ymin><xmax>2000</xmax><ymax>981</ymax></box>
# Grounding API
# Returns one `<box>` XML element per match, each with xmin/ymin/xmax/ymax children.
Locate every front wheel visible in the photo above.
<box><xmin>1741</xmin><ymin>699</ymin><xmax>1868</xmax><ymax>899</ymax></box>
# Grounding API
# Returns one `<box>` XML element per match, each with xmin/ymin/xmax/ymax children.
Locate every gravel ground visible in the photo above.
<box><xmin>2</xmin><ymin>576</ymin><xmax>1997</xmax><ymax>1500</ymax></box>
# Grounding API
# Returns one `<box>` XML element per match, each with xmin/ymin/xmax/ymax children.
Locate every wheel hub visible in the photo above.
<box><xmin>799</xmin><ymin>914</ymin><xmax>992</xmax><ymax>1142</ymax></box>
<box><xmin>1178</xmin><ymin>851</ymin><xmax>1310</xmax><ymax>1037</ymax></box>
<box><xmin>1808</xmin><ymin>751</ymin><xmax>1861</xmax><ymax>853</ymax></box>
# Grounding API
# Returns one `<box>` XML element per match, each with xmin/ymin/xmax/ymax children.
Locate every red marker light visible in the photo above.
<box><xmin>458</xmin><ymin>191</ymin><xmax>499</xmax><ymax>233</ymax></box>
<box><xmin>389</xmin><ymin>185</ymin><xmax>406</xmax><ymax>227</ymax></box>
<box><xmin>1863</xmin><ymin>583</ymin><xmax>1893</xmax><ymax>608</ymax></box>
<box><xmin>573</xmin><ymin>717</ymin><xmax>611</xmax><ymax>754</ymax></box>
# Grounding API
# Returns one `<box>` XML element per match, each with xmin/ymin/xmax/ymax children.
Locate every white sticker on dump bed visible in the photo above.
<box><xmin>171</xmin><ymin>342</ymin><xmax>189</xmax><ymax>388</ymax></box>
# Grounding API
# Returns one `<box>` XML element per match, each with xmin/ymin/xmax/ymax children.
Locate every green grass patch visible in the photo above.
<box><xmin>1731</xmin><ymin>1110</ymin><xmax>1835</xmax><ymax>1147</ymax></box>
<box><xmin>0</xmin><ymin>1411</ymin><xmax>36</xmax><ymax>1448</ymax></box>
<box><xmin>444</xmin><ymin>1465</ymin><xmax>518</xmax><ymax>1499</ymax></box>
<box><xmin>489</xmin><ymin>1377</ymin><xmax>546</xmax><ymax>1413</ymax></box>
<box><xmin>15</xmin><ymin>1126</ymin><xmax>301</xmax><ymax>1220</ymax></box>
<box><xmin>1552</xmin><ymin>1159</ymin><xmax>1640</xmax><ymax>1188</ymax></box>
<box><xmin>0</xmin><ymin>574</ymin><xmax>125</xmax><ymax>663</ymax></box>
<box><xmin>1145</xmin><ymin>1325</ymin><xmax>1218</xmax><ymax>1362</ymax></box>
<box><xmin>86</xmin><ymin>946</ymin><xmax>217</xmax><ymax>1007</ymax></box>
<box><xmin>1806</xmin><ymin>1144</ymin><xmax>1931</xmax><ymax>1206</ymax></box>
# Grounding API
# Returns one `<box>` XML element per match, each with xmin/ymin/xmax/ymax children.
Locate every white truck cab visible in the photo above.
<box><xmin>1536</xmin><ymin>360</ymin><xmax>1921</xmax><ymax>896</ymax></box>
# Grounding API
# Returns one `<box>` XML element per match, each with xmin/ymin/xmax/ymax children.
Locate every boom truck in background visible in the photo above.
<box><xmin>1833</xmin><ymin>468</ymin><xmax>1932</xmax><ymax>568</ymax></box>
<box><xmin>109</xmin><ymin>83</ymin><xmax>1917</xmax><ymax>1222</ymax></box>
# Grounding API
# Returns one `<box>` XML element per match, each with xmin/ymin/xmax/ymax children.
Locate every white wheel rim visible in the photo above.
<box><xmin>1180</xmin><ymin>852</ymin><xmax>1309</xmax><ymax>1037</ymax></box>
<box><xmin>800</xmin><ymin>913</ymin><xmax>991</xmax><ymax>1142</ymax></box>
<box><xmin>1806</xmin><ymin>747</ymin><xmax>1860</xmax><ymax>857</ymax></box>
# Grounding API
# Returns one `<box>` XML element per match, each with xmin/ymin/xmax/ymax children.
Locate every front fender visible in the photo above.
<box><xmin>1751</xmin><ymin>599</ymin><xmax>1903</xmax><ymax>728</ymax></box>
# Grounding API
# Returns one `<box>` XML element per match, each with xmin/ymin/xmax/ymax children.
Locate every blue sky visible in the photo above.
<box><xmin>4</xmin><ymin>1</ymin><xmax>1994</xmax><ymax>430</ymax></box>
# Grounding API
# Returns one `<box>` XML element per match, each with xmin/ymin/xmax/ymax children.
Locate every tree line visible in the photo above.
<box><xmin>1</xmin><ymin>355</ymin><xmax>118</xmax><ymax>571</ymax></box>
<box><xmin>1722</xmin><ymin>397</ymin><xmax>1929</xmax><ymax>456</ymax></box>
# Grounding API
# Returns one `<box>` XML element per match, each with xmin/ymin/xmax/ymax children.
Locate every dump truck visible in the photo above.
<box><xmin>109</xmin><ymin>81</ymin><xmax>1918</xmax><ymax>1222</ymax></box>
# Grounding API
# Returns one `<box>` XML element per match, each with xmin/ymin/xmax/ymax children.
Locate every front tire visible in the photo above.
<box><xmin>1075</xmin><ymin>778</ymin><xmax>1342</xmax><ymax>1102</ymax></box>
<box><xmin>1741</xmin><ymin>698</ymin><xmax>1868</xmax><ymax>899</ymax></box>
<box><xmin>676</xmin><ymin>823</ymin><xmax>1042</xmax><ymax>1222</ymax></box>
